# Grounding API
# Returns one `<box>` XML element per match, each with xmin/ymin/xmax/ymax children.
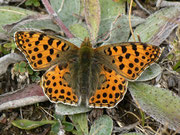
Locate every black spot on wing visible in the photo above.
<box><xmin>48</xmin><ymin>38</ymin><xmax>54</xmax><ymax>45</ymax></box>
<box><xmin>121</xmin><ymin>46</ymin><xmax>127</xmax><ymax>53</ymax></box>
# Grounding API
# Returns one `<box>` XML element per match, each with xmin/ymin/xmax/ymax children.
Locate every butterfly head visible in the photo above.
<box><xmin>80</xmin><ymin>37</ymin><xmax>92</xmax><ymax>48</ymax></box>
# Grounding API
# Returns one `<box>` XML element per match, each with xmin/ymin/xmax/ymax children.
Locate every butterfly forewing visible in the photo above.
<box><xmin>14</xmin><ymin>31</ymin><xmax>79</xmax><ymax>70</ymax></box>
<box><xmin>95</xmin><ymin>42</ymin><xmax>161</xmax><ymax>81</ymax></box>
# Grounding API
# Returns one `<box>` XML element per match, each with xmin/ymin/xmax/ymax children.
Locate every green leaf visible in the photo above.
<box><xmin>84</xmin><ymin>0</ymin><xmax>100</xmax><ymax>42</ymax></box>
<box><xmin>25</xmin><ymin>0</ymin><xmax>40</xmax><ymax>7</ymax></box>
<box><xmin>137</xmin><ymin>63</ymin><xmax>162</xmax><ymax>81</ymax></box>
<box><xmin>128</xmin><ymin>83</ymin><xmax>180</xmax><ymax>131</ymax></box>
<box><xmin>105</xmin><ymin>15</ymin><xmax>130</xmax><ymax>44</ymax></box>
<box><xmin>51</xmin><ymin>120</ymin><xmax>74</xmax><ymax>134</ymax></box>
<box><xmin>19</xmin><ymin>67</ymin><xmax>26</xmax><ymax>73</ymax></box>
<box><xmin>173</xmin><ymin>60</ymin><xmax>180</xmax><ymax>72</ymax></box>
<box><xmin>55</xmin><ymin>104</ymin><xmax>91</xmax><ymax>115</ymax></box>
<box><xmin>68</xmin><ymin>38</ymin><xmax>82</xmax><ymax>48</ymax></box>
<box><xmin>50</xmin><ymin>115</ymin><xmax>64</xmax><ymax>134</ymax></box>
<box><xmin>71</xmin><ymin>113</ymin><xmax>88</xmax><ymax>135</ymax></box>
<box><xmin>69</xmin><ymin>23</ymin><xmax>89</xmax><ymax>40</ymax></box>
<box><xmin>129</xmin><ymin>7</ymin><xmax>180</xmax><ymax>43</ymax></box>
<box><xmin>19</xmin><ymin>61</ymin><xmax>27</xmax><ymax>68</ymax></box>
<box><xmin>3</xmin><ymin>43</ymin><xmax>13</xmax><ymax>49</ymax></box>
<box><xmin>14</xmin><ymin>63</ymin><xmax>19</xmax><ymax>72</ymax></box>
<box><xmin>12</xmin><ymin>119</ymin><xmax>56</xmax><ymax>130</ymax></box>
<box><xmin>62</xmin><ymin>121</ymin><xmax>74</xmax><ymax>132</ymax></box>
<box><xmin>89</xmin><ymin>115</ymin><xmax>113</xmax><ymax>135</ymax></box>
<box><xmin>50</xmin><ymin>0</ymin><xmax>80</xmax><ymax>27</ymax></box>
<box><xmin>27</xmin><ymin>66</ymin><xmax>34</xmax><ymax>75</ymax></box>
<box><xmin>33</xmin><ymin>0</ymin><xmax>40</xmax><ymax>7</ymax></box>
<box><xmin>104</xmin><ymin>15</ymin><xmax>144</xmax><ymax>44</ymax></box>
<box><xmin>1</xmin><ymin>7</ymin><xmax>60</xmax><ymax>35</ymax></box>
<box><xmin>99</xmin><ymin>0</ymin><xmax>125</xmax><ymax>37</ymax></box>
<box><xmin>25</xmin><ymin>0</ymin><xmax>33</xmax><ymax>6</ymax></box>
<box><xmin>13</xmin><ymin>19</ymin><xmax>60</xmax><ymax>34</ymax></box>
<box><xmin>50</xmin><ymin>121</ymin><xmax>60</xmax><ymax>134</ymax></box>
<box><xmin>16</xmin><ymin>61</ymin><xmax>27</xmax><ymax>73</ymax></box>
<box><xmin>11</xmin><ymin>42</ymin><xmax>16</xmax><ymax>50</ymax></box>
<box><xmin>0</xmin><ymin>6</ymin><xmax>35</xmax><ymax>33</ymax></box>
<box><xmin>30</xmin><ymin>72</ymin><xmax>40</xmax><ymax>82</ymax></box>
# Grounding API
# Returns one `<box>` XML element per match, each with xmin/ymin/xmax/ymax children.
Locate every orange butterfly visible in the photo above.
<box><xmin>14</xmin><ymin>31</ymin><xmax>161</xmax><ymax>108</ymax></box>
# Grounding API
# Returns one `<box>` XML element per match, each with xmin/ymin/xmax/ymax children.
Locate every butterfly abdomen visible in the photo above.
<box><xmin>78</xmin><ymin>39</ymin><xmax>94</xmax><ymax>104</ymax></box>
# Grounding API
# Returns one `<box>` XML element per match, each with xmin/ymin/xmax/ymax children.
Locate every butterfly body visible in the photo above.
<box><xmin>77</xmin><ymin>38</ymin><xmax>94</xmax><ymax>105</ymax></box>
<box><xmin>14</xmin><ymin>31</ymin><xmax>161</xmax><ymax>108</ymax></box>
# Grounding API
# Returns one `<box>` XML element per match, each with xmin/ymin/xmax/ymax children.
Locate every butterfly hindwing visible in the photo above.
<box><xmin>14</xmin><ymin>31</ymin><xmax>79</xmax><ymax>70</ymax></box>
<box><xmin>95</xmin><ymin>42</ymin><xmax>161</xmax><ymax>81</ymax></box>
<box><xmin>41</xmin><ymin>63</ymin><xmax>80</xmax><ymax>106</ymax></box>
<box><xmin>88</xmin><ymin>65</ymin><xmax>128</xmax><ymax>108</ymax></box>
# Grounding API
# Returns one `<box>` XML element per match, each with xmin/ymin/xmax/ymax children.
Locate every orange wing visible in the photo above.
<box><xmin>88</xmin><ymin>65</ymin><xmax>128</xmax><ymax>108</ymax></box>
<box><xmin>14</xmin><ymin>31</ymin><xmax>79</xmax><ymax>70</ymax></box>
<box><xmin>95</xmin><ymin>42</ymin><xmax>162</xmax><ymax>81</ymax></box>
<box><xmin>41</xmin><ymin>63</ymin><xmax>80</xmax><ymax>106</ymax></box>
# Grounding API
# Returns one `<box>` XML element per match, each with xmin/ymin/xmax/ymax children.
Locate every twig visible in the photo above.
<box><xmin>113</xmin><ymin>122</ymin><xmax>139</xmax><ymax>133</ymax></box>
<box><xmin>41</xmin><ymin>0</ymin><xmax>74</xmax><ymax>38</ymax></box>
<box><xmin>137</xmin><ymin>34</ymin><xmax>142</xmax><ymax>42</ymax></box>
<box><xmin>57</xmin><ymin>0</ymin><xmax>64</xmax><ymax>13</ymax></box>
<box><xmin>129</xmin><ymin>0</ymin><xmax>136</xmax><ymax>41</ymax></box>
<box><xmin>134</xmin><ymin>0</ymin><xmax>151</xmax><ymax>15</ymax></box>
<box><xmin>17</xmin><ymin>0</ymin><xmax>26</xmax><ymax>7</ymax></box>
<box><xmin>144</xmin><ymin>125</ymin><xmax>161</xmax><ymax>135</ymax></box>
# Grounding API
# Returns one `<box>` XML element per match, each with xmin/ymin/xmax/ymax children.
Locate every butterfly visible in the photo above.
<box><xmin>14</xmin><ymin>31</ymin><xmax>162</xmax><ymax>108</ymax></box>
